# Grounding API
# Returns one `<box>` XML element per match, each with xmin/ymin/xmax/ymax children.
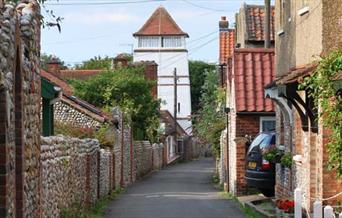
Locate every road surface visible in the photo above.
<box><xmin>105</xmin><ymin>158</ymin><xmax>246</xmax><ymax>218</ymax></box>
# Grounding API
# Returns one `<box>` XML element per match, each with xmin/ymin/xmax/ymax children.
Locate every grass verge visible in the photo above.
<box><xmin>60</xmin><ymin>188</ymin><xmax>125</xmax><ymax>218</ymax></box>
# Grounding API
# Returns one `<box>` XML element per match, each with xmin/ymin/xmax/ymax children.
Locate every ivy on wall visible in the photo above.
<box><xmin>300</xmin><ymin>50</ymin><xmax>342</xmax><ymax>176</ymax></box>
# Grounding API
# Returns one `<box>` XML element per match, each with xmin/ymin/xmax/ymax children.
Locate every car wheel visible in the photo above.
<box><xmin>260</xmin><ymin>188</ymin><xmax>275</xmax><ymax>197</ymax></box>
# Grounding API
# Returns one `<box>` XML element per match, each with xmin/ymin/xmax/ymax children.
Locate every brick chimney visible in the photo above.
<box><xmin>130</xmin><ymin>61</ymin><xmax>158</xmax><ymax>98</ymax></box>
<box><xmin>219</xmin><ymin>16</ymin><xmax>229</xmax><ymax>32</ymax></box>
<box><xmin>143</xmin><ymin>61</ymin><xmax>158</xmax><ymax>98</ymax></box>
<box><xmin>113</xmin><ymin>54</ymin><xmax>129</xmax><ymax>69</ymax></box>
<box><xmin>46</xmin><ymin>58</ymin><xmax>61</xmax><ymax>76</ymax></box>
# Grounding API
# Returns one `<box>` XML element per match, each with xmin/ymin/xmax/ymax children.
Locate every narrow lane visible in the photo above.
<box><xmin>105</xmin><ymin>158</ymin><xmax>246</xmax><ymax>218</ymax></box>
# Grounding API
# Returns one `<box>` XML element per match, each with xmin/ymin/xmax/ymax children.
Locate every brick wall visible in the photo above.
<box><xmin>275</xmin><ymin>102</ymin><xmax>342</xmax><ymax>211</ymax></box>
<box><xmin>235</xmin><ymin>115</ymin><xmax>260</xmax><ymax>137</ymax></box>
<box><xmin>321</xmin><ymin>126</ymin><xmax>342</xmax><ymax>205</ymax></box>
<box><xmin>225</xmin><ymin>113</ymin><xmax>263</xmax><ymax>196</ymax></box>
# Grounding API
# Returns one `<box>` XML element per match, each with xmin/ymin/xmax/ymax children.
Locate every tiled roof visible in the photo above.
<box><xmin>41</xmin><ymin>69</ymin><xmax>108</xmax><ymax>123</ymax></box>
<box><xmin>159</xmin><ymin>110</ymin><xmax>188</xmax><ymax>137</ymax></box>
<box><xmin>231</xmin><ymin>48</ymin><xmax>275</xmax><ymax>112</ymax></box>
<box><xmin>244</xmin><ymin>4</ymin><xmax>275</xmax><ymax>41</ymax></box>
<box><xmin>60</xmin><ymin>70</ymin><xmax>102</xmax><ymax>80</ymax></box>
<box><xmin>133</xmin><ymin>6</ymin><xmax>188</xmax><ymax>37</ymax></box>
<box><xmin>41</xmin><ymin>69</ymin><xmax>73</xmax><ymax>96</ymax></box>
<box><xmin>274</xmin><ymin>64</ymin><xmax>317</xmax><ymax>85</ymax></box>
<box><xmin>62</xmin><ymin>95</ymin><xmax>107</xmax><ymax>123</ymax></box>
<box><xmin>219</xmin><ymin>29</ymin><xmax>235</xmax><ymax>64</ymax></box>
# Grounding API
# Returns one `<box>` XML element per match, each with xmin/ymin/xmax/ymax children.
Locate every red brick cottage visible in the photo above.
<box><xmin>224</xmin><ymin>48</ymin><xmax>275</xmax><ymax>196</ymax></box>
<box><xmin>218</xmin><ymin>4</ymin><xmax>276</xmax><ymax>196</ymax></box>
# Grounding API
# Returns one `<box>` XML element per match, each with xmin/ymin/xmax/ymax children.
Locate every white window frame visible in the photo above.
<box><xmin>259</xmin><ymin>116</ymin><xmax>276</xmax><ymax>133</ymax></box>
<box><xmin>298</xmin><ymin>0</ymin><xmax>309</xmax><ymax>16</ymax></box>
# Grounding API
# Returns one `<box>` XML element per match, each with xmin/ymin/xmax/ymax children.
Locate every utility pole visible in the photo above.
<box><xmin>264</xmin><ymin>0</ymin><xmax>271</xmax><ymax>48</ymax></box>
<box><xmin>173</xmin><ymin>68</ymin><xmax>178</xmax><ymax>153</ymax></box>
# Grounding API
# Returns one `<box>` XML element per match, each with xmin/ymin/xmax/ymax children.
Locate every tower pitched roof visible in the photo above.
<box><xmin>133</xmin><ymin>6</ymin><xmax>188</xmax><ymax>37</ymax></box>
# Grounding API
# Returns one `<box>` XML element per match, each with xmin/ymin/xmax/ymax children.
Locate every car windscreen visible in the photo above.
<box><xmin>247</xmin><ymin>133</ymin><xmax>274</xmax><ymax>154</ymax></box>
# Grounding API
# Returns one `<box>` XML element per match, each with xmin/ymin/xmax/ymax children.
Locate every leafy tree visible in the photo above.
<box><xmin>75</xmin><ymin>54</ymin><xmax>133</xmax><ymax>70</ymax></box>
<box><xmin>41</xmin><ymin>53</ymin><xmax>68</xmax><ymax>70</ymax></box>
<box><xmin>189</xmin><ymin>60</ymin><xmax>216</xmax><ymax>113</ymax></box>
<box><xmin>193</xmin><ymin>69</ymin><xmax>226</xmax><ymax>156</ymax></box>
<box><xmin>71</xmin><ymin>67</ymin><xmax>160</xmax><ymax>142</ymax></box>
<box><xmin>75</xmin><ymin>56</ymin><xmax>113</xmax><ymax>70</ymax></box>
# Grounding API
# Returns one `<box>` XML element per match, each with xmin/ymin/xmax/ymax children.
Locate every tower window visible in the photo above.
<box><xmin>178</xmin><ymin>103</ymin><xmax>180</xmax><ymax>113</ymax></box>
<box><xmin>138</xmin><ymin>36</ymin><xmax>160</xmax><ymax>48</ymax></box>
<box><xmin>162</xmin><ymin>36</ymin><xmax>182</xmax><ymax>48</ymax></box>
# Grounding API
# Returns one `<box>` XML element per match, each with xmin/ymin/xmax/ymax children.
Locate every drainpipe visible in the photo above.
<box><xmin>264</xmin><ymin>0</ymin><xmax>271</xmax><ymax>48</ymax></box>
<box><xmin>225</xmin><ymin>107</ymin><xmax>230</xmax><ymax>192</ymax></box>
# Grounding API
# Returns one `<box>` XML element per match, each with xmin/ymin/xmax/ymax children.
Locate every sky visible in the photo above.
<box><xmin>41</xmin><ymin>0</ymin><xmax>269</xmax><ymax>67</ymax></box>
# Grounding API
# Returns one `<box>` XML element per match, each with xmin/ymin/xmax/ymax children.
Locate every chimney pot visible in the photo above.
<box><xmin>219</xmin><ymin>16</ymin><xmax>229</xmax><ymax>31</ymax></box>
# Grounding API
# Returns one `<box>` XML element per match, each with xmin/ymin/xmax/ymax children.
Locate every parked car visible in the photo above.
<box><xmin>245</xmin><ymin>131</ymin><xmax>276</xmax><ymax>197</ymax></box>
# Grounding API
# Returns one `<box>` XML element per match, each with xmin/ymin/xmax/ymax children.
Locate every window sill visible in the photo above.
<box><xmin>277</xmin><ymin>30</ymin><xmax>285</xmax><ymax>36</ymax></box>
<box><xmin>298</xmin><ymin>6</ymin><xmax>309</xmax><ymax>16</ymax></box>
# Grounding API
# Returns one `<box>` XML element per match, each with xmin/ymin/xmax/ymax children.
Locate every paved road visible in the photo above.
<box><xmin>105</xmin><ymin>158</ymin><xmax>246</xmax><ymax>218</ymax></box>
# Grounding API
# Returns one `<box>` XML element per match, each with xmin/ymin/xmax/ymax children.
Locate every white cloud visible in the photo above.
<box><xmin>63</xmin><ymin>9</ymin><xmax>140</xmax><ymax>25</ymax></box>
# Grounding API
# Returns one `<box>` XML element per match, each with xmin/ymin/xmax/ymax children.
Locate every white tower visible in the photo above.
<box><xmin>133</xmin><ymin>6</ymin><xmax>192</xmax><ymax>134</ymax></box>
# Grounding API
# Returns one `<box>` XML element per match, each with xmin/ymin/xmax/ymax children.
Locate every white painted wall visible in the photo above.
<box><xmin>134</xmin><ymin>39</ymin><xmax>192</xmax><ymax>135</ymax></box>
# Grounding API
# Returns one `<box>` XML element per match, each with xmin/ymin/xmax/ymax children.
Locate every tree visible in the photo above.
<box><xmin>71</xmin><ymin>67</ymin><xmax>160</xmax><ymax>142</ymax></box>
<box><xmin>40</xmin><ymin>53</ymin><xmax>68</xmax><ymax>70</ymax></box>
<box><xmin>75</xmin><ymin>54</ymin><xmax>133</xmax><ymax>70</ymax></box>
<box><xmin>75</xmin><ymin>56</ymin><xmax>113</xmax><ymax>70</ymax></box>
<box><xmin>189</xmin><ymin>60</ymin><xmax>216</xmax><ymax>113</ymax></box>
<box><xmin>193</xmin><ymin>69</ymin><xmax>226</xmax><ymax>156</ymax></box>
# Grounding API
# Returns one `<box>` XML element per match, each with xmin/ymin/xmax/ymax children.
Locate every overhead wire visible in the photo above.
<box><xmin>158</xmin><ymin>35</ymin><xmax>218</xmax><ymax>71</ymax></box>
<box><xmin>44</xmin><ymin>0</ymin><xmax>265</xmax><ymax>6</ymax></box>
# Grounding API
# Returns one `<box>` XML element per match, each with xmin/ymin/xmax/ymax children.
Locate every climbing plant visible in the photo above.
<box><xmin>300</xmin><ymin>50</ymin><xmax>342</xmax><ymax>176</ymax></box>
<box><xmin>193</xmin><ymin>69</ymin><xmax>226</xmax><ymax>157</ymax></box>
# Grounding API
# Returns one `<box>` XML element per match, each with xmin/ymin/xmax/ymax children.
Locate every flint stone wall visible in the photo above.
<box><xmin>99</xmin><ymin>149</ymin><xmax>112</xmax><ymax>198</ymax></box>
<box><xmin>0</xmin><ymin>1</ymin><xmax>41</xmax><ymax>217</ymax></box>
<box><xmin>40</xmin><ymin>136</ymin><xmax>100</xmax><ymax>217</ymax></box>
<box><xmin>134</xmin><ymin>141</ymin><xmax>153</xmax><ymax>178</ymax></box>
<box><xmin>54</xmin><ymin>100</ymin><xmax>102</xmax><ymax>129</ymax></box>
<box><xmin>152</xmin><ymin>143</ymin><xmax>164</xmax><ymax>170</ymax></box>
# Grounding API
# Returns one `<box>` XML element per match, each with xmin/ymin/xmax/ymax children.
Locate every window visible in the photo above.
<box><xmin>277</xmin><ymin>0</ymin><xmax>286</xmax><ymax>35</ymax></box>
<box><xmin>301</xmin><ymin>0</ymin><xmax>308</xmax><ymax>7</ymax></box>
<box><xmin>138</xmin><ymin>36</ymin><xmax>160</xmax><ymax>48</ymax></box>
<box><xmin>260</xmin><ymin>117</ymin><xmax>276</xmax><ymax>132</ymax></box>
<box><xmin>177</xmin><ymin>103</ymin><xmax>180</xmax><ymax>113</ymax></box>
<box><xmin>298</xmin><ymin>0</ymin><xmax>309</xmax><ymax>16</ymax></box>
<box><xmin>161</xmin><ymin>36</ymin><xmax>183</xmax><ymax>48</ymax></box>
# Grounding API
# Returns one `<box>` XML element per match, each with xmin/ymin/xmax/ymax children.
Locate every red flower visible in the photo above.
<box><xmin>276</xmin><ymin>199</ymin><xmax>294</xmax><ymax>212</ymax></box>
